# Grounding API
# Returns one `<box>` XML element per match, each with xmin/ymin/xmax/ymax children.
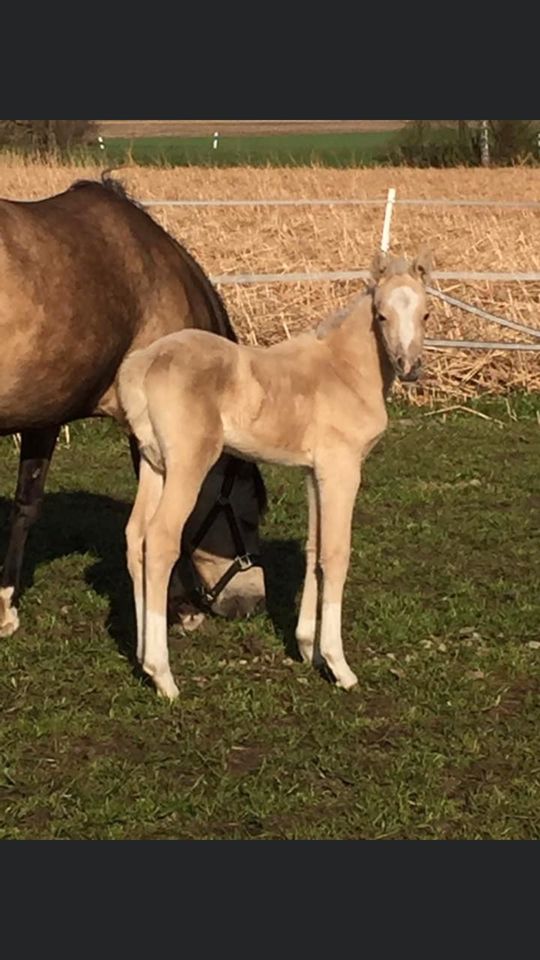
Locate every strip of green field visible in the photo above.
<box><xmin>86</xmin><ymin>132</ymin><xmax>394</xmax><ymax>167</ymax></box>
<box><xmin>0</xmin><ymin>395</ymin><xmax>538</xmax><ymax>839</ymax></box>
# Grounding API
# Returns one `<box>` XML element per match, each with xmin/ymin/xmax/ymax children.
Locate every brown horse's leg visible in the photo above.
<box><xmin>0</xmin><ymin>426</ymin><xmax>60</xmax><ymax>636</ymax></box>
<box><xmin>315</xmin><ymin>453</ymin><xmax>361</xmax><ymax>690</ymax></box>
<box><xmin>128</xmin><ymin>434</ymin><xmax>141</xmax><ymax>478</ymax></box>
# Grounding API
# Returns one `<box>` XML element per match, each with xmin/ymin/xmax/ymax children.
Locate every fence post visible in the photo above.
<box><xmin>380</xmin><ymin>188</ymin><xmax>397</xmax><ymax>253</ymax></box>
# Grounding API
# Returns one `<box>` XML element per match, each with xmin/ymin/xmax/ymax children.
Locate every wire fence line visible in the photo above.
<box><xmin>140</xmin><ymin>197</ymin><xmax>540</xmax><ymax>210</ymax></box>
<box><xmin>194</xmin><ymin>190</ymin><xmax>540</xmax><ymax>353</ymax></box>
<box><xmin>211</xmin><ymin>269</ymin><xmax>540</xmax><ymax>285</ymax></box>
<box><xmin>425</xmin><ymin>340</ymin><xmax>540</xmax><ymax>352</ymax></box>
<box><xmin>14</xmin><ymin>191</ymin><xmax>540</xmax><ymax>354</ymax></box>
<box><xmin>15</xmin><ymin>195</ymin><xmax>540</xmax><ymax>210</ymax></box>
<box><xmin>424</xmin><ymin>288</ymin><xmax>540</xmax><ymax>341</ymax></box>
<box><xmin>210</xmin><ymin>274</ymin><xmax>540</xmax><ymax>353</ymax></box>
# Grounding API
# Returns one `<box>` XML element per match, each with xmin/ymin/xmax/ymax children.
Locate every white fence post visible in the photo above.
<box><xmin>380</xmin><ymin>187</ymin><xmax>397</xmax><ymax>253</ymax></box>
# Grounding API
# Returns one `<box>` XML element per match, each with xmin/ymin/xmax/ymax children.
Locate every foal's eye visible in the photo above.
<box><xmin>378</xmin><ymin>313</ymin><xmax>387</xmax><ymax>322</ymax></box>
<box><xmin>424</xmin><ymin>312</ymin><xmax>430</xmax><ymax>322</ymax></box>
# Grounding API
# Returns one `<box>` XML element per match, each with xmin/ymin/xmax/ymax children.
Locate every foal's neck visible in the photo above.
<box><xmin>323</xmin><ymin>293</ymin><xmax>394</xmax><ymax>399</ymax></box>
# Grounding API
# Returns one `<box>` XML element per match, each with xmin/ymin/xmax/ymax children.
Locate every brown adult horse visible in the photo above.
<box><xmin>0</xmin><ymin>176</ymin><xmax>266</xmax><ymax>636</ymax></box>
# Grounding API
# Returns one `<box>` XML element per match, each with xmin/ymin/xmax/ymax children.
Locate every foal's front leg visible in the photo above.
<box><xmin>296</xmin><ymin>470</ymin><xmax>319</xmax><ymax>663</ymax></box>
<box><xmin>316</xmin><ymin>455</ymin><xmax>361</xmax><ymax>690</ymax></box>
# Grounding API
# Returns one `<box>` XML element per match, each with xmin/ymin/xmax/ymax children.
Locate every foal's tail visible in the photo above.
<box><xmin>117</xmin><ymin>350</ymin><xmax>154</xmax><ymax>452</ymax></box>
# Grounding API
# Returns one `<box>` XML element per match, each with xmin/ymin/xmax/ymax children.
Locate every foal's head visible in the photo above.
<box><xmin>370</xmin><ymin>249</ymin><xmax>432</xmax><ymax>382</ymax></box>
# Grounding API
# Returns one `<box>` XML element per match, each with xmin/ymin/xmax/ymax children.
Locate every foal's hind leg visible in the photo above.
<box><xmin>125</xmin><ymin>457</ymin><xmax>164</xmax><ymax>661</ymax></box>
<box><xmin>296</xmin><ymin>471</ymin><xmax>319</xmax><ymax>663</ymax></box>
<box><xmin>143</xmin><ymin>448</ymin><xmax>222</xmax><ymax>699</ymax></box>
<box><xmin>315</xmin><ymin>454</ymin><xmax>361</xmax><ymax>690</ymax></box>
<box><xmin>0</xmin><ymin>426</ymin><xmax>59</xmax><ymax>637</ymax></box>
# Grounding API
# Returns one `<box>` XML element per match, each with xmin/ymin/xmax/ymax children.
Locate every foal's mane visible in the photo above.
<box><xmin>315</xmin><ymin>292</ymin><xmax>370</xmax><ymax>339</ymax></box>
<box><xmin>376</xmin><ymin>256</ymin><xmax>410</xmax><ymax>278</ymax></box>
<box><xmin>315</xmin><ymin>255</ymin><xmax>415</xmax><ymax>340</ymax></box>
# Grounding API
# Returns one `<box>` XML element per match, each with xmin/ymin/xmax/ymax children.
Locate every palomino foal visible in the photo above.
<box><xmin>118</xmin><ymin>250</ymin><xmax>432</xmax><ymax>699</ymax></box>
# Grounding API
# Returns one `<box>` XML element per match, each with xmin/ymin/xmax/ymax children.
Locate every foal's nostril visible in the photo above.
<box><xmin>400</xmin><ymin>361</ymin><xmax>421</xmax><ymax>383</ymax></box>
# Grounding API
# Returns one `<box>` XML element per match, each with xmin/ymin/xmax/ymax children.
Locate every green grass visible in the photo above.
<box><xmin>0</xmin><ymin>396</ymin><xmax>539</xmax><ymax>839</ymax></box>
<box><xmin>82</xmin><ymin>132</ymin><xmax>394</xmax><ymax>168</ymax></box>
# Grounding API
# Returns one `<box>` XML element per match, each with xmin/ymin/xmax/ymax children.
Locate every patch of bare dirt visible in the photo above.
<box><xmin>226</xmin><ymin>743</ymin><xmax>267</xmax><ymax>776</ymax></box>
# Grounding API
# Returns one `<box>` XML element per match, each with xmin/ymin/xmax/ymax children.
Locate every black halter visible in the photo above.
<box><xmin>185</xmin><ymin>459</ymin><xmax>262</xmax><ymax>611</ymax></box>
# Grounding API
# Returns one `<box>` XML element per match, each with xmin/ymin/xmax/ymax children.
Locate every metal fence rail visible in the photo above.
<box><xmin>141</xmin><ymin>197</ymin><xmax>540</xmax><ymax>210</ymax></box>
<box><xmin>211</xmin><ymin>269</ymin><xmax>540</xmax><ymax>285</ymax></box>
<box><xmin>16</xmin><ymin>195</ymin><xmax>540</xmax><ymax>210</ymax></box>
<box><xmin>425</xmin><ymin>339</ymin><xmax>540</xmax><ymax>352</ymax></box>
<box><xmin>210</xmin><ymin>273</ymin><xmax>540</xmax><ymax>354</ymax></box>
<box><xmin>14</xmin><ymin>190</ymin><xmax>540</xmax><ymax>355</ymax></box>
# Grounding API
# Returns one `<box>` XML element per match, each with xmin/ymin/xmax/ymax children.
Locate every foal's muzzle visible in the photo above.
<box><xmin>395</xmin><ymin>358</ymin><xmax>422</xmax><ymax>383</ymax></box>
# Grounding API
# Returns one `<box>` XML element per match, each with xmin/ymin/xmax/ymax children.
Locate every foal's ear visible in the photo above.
<box><xmin>410</xmin><ymin>247</ymin><xmax>433</xmax><ymax>284</ymax></box>
<box><xmin>371</xmin><ymin>250</ymin><xmax>389</xmax><ymax>283</ymax></box>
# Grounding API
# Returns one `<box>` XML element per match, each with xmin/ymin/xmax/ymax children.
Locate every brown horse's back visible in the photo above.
<box><xmin>0</xmin><ymin>179</ymin><xmax>234</xmax><ymax>432</ymax></box>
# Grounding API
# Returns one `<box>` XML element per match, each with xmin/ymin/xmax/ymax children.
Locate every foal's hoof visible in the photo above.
<box><xmin>155</xmin><ymin>676</ymin><xmax>180</xmax><ymax>701</ymax></box>
<box><xmin>297</xmin><ymin>642</ymin><xmax>314</xmax><ymax>665</ymax></box>
<box><xmin>334</xmin><ymin>668</ymin><xmax>359</xmax><ymax>691</ymax></box>
<box><xmin>0</xmin><ymin>588</ymin><xmax>19</xmax><ymax>638</ymax></box>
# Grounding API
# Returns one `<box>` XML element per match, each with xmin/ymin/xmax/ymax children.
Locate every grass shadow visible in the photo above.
<box><xmin>261</xmin><ymin>537</ymin><xmax>305</xmax><ymax>658</ymax></box>
<box><xmin>0</xmin><ymin>492</ymin><xmax>307</xmax><ymax>664</ymax></box>
<box><xmin>0</xmin><ymin>491</ymin><xmax>136</xmax><ymax>664</ymax></box>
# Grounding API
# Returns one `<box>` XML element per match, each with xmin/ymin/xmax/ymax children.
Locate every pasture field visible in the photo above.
<box><xmin>0</xmin><ymin>396</ymin><xmax>539</xmax><ymax>840</ymax></box>
<box><xmin>0</xmin><ymin>160</ymin><xmax>538</xmax><ymax>839</ymax></box>
<box><xmin>85</xmin><ymin>132</ymin><xmax>394</xmax><ymax>168</ymax></box>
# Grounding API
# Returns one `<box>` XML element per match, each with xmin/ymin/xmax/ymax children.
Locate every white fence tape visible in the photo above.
<box><xmin>140</xmin><ymin>197</ymin><xmax>540</xmax><ymax>210</ymax></box>
<box><xmin>425</xmin><ymin>339</ymin><xmax>540</xmax><ymax>352</ymax></box>
<box><xmin>211</xmin><ymin>269</ymin><xmax>540</xmax><ymax>285</ymax></box>
<box><xmin>425</xmin><ymin>287</ymin><xmax>540</xmax><ymax>340</ymax></box>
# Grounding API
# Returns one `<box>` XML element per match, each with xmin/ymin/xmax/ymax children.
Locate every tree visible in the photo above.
<box><xmin>0</xmin><ymin>120</ymin><xmax>98</xmax><ymax>153</ymax></box>
<box><xmin>385</xmin><ymin>120</ymin><xmax>538</xmax><ymax>167</ymax></box>
<box><xmin>488</xmin><ymin>121</ymin><xmax>536</xmax><ymax>163</ymax></box>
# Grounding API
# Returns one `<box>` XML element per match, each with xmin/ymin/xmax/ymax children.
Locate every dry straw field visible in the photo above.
<box><xmin>3</xmin><ymin>158</ymin><xmax>539</xmax><ymax>403</ymax></box>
